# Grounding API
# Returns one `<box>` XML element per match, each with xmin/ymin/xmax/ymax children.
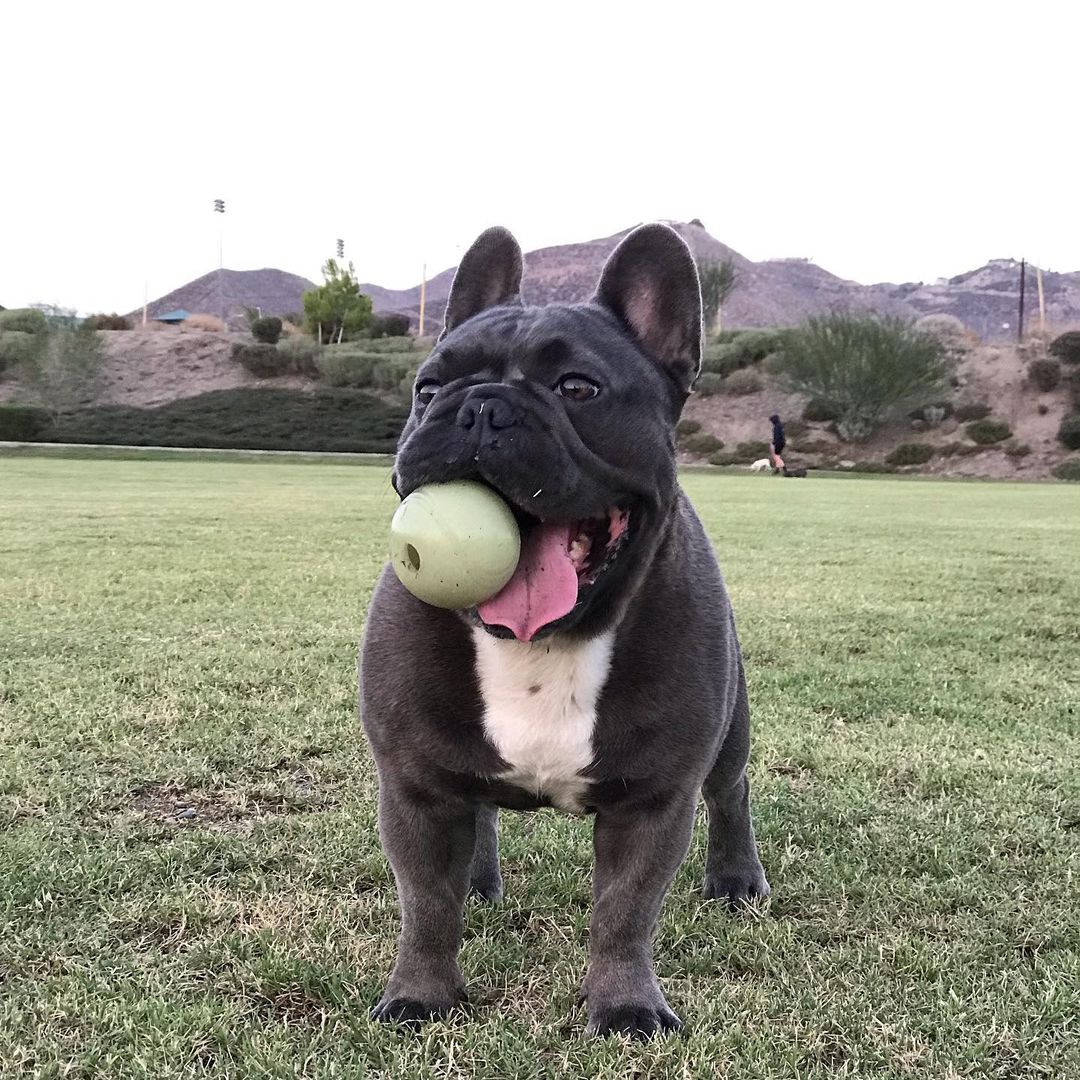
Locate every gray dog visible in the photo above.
<box><xmin>360</xmin><ymin>223</ymin><xmax>769</xmax><ymax>1038</ymax></box>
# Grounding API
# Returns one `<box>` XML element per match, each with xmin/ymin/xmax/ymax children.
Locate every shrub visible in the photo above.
<box><xmin>966</xmin><ymin>418</ymin><xmax>1012</xmax><ymax>445</ymax></box>
<box><xmin>1038</xmin><ymin>403</ymin><xmax>1049</xmax><ymax>416</ymax></box>
<box><xmin>232</xmin><ymin>342</ymin><xmax>290</xmax><ymax>378</ymax></box>
<box><xmin>0</xmin><ymin>308</ymin><xmax>48</xmax><ymax>335</ymax></box>
<box><xmin>791</xmin><ymin>438</ymin><xmax>835</xmax><ymax>455</ymax></box>
<box><xmin>251</xmin><ymin>316</ymin><xmax>283</xmax><ymax>344</ymax></box>
<box><xmin>370</xmin><ymin>356</ymin><xmax>418</xmax><ymax>394</ymax></box>
<box><xmin>1048</xmin><ymin>331</ymin><xmax>1080</xmax><ymax>365</ymax></box>
<box><xmin>1052</xmin><ymin>457</ymin><xmax>1080</xmax><ymax>481</ymax></box>
<box><xmin>676</xmin><ymin>419</ymin><xmax>702</xmax><ymax>437</ymax></box>
<box><xmin>914</xmin><ymin>313</ymin><xmax>971</xmax><ymax>359</ymax></box>
<box><xmin>708</xmin><ymin>451</ymin><xmax>740</xmax><ymax>466</ymax></box>
<box><xmin>1067</xmin><ymin>367</ymin><xmax>1080</xmax><ymax>410</ymax></box>
<box><xmin>84</xmin><ymin>313</ymin><xmax>132</xmax><ymax>331</ymax></box>
<box><xmin>954</xmin><ymin>401</ymin><xmax>991</xmax><ymax>422</ymax></box>
<box><xmin>695</xmin><ymin>372</ymin><xmax>724</xmax><ymax>397</ymax></box>
<box><xmin>803</xmin><ymin>397</ymin><xmax>841</xmax><ymax>422</ymax></box>
<box><xmin>851</xmin><ymin>461</ymin><xmax>897</xmax><ymax>473</ymax></box>
<box><xmin>909</xmin><ymin>401</ymin><xmax>954</xmax><ymax>422</ymax></box>
<box><xmin>0</xmin><ymin>403</ymin><xmax>50</xmax><ymax>440</ymax></box>
<box><xmin>681</xmin><ymin>432</ymin><xmax>724</xmax><ymax>456</ymax></box>
<box><xmin>885</xmin><ymin>442</ymin><xmax>935</xmax><ymax>466</ymax></box>
<box><xmin>277</xmin><ymin>336</ymin><xmax>320</xmax><ymax>377</ymax></box>
<box><xmin>0</xmin><ymin>331</ymin><xmax>44</xmax><ymax>372</ymax></box>
<box><xmin>735</xmin><ymin>440</ymin><xmax>770</xmax><ymax>461</ymax></box>
<box><xmin>368</xmin><ymin>313</ymin><xmax>411</xmax><ymax>339</ymax></box>
<box><xmin>723</xmin><ymin>368</ymin><xmax>763</xmax><ymax>395</ymax></box>
<box><xmin>700</xmin><ymin>329</ymin><xmax>783</xmax><ymax>376</ymax></box>
<box><xmin>778</xmin><ymin>313</ymin><xmax>950</xmax><ymax>442</ymax></box>
<box><xmin>1057</xmin><ymin>414</ymin><xmax>1080</xmax><ymax>450</ymax></box>
<box><xmin>317</xmin><ymin>349</ymin><xmax>377</xmax><ymax>387</ymax></box>
<box><xmin>184</xmin><ymin>314</ymin><xmax>226</xmax><ymax>332</ymax></box>
<box><xmin>1005</xmin><ymin>441</ymin><xmax>1031</xmax><ymax>459</ymax></box>
<box><xmin>1028</xmin><ymin>358</ymin><xmax>1061</xmax><ymax>392</ymax></box>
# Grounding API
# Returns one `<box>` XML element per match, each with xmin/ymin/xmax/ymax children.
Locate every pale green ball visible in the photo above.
<box><xmin>389</xmin><ymin>481</ymin><xmax>521</xmax><ymax>609</ymax></box>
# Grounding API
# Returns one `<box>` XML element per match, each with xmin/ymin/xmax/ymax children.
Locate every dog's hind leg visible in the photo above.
<box><xmin>470</xmin><ymin>803</ymin><xmax>503</xmax><ymax>901</ymax></box>
<box><xmin>701</xmin><ymin>660</ymin><xmax>770</xmax><ymax>908</ymax></box>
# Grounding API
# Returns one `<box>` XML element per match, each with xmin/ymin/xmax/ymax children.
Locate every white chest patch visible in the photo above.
<box><xmin>471</xmin><ymin>629</ymin><xmax>614</xmax><ymax>813</ymax></box>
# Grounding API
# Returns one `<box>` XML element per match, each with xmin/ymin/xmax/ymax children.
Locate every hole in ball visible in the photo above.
<box><xmin>406</xmin><ymin>544</ymin><xmax>421</xmax><ymax>572</ymax></box>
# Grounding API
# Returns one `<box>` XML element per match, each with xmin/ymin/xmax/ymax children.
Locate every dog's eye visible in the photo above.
<box><xmin>416</xmin><ymin>381</ymin><xmax>440</xmax><ymax>406</ymax></box>
<box><xmin>555</xmin><ymin>374</ymin><xmax>600</xmax><ymax>402</ymax></box>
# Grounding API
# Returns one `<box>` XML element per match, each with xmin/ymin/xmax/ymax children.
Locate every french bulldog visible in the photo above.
<box><xmin>359</xmin><ymin>223</ymin><xmax>770</xmax><ymax>1038</ymax></box>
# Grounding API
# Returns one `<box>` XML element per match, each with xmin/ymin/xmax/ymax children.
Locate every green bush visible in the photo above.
<box><xmin>84</xmin><ymin>313</ymin><xmax>132</xmax><ymax>331</ymax></box>
<box><xmin>368</xmin><ymin>313</ymin><xmax>411</xmax><ymax>339</ymax></box>
<box><xmin>361</xmin><ymin>336</ymin><xmax>425</xmax><ymax>355</ymax></box>
<box><xmin>851</xmin><ymin>461</ymin><xmax>897</xmax><ymax>473</ymax></box>
<box><xmin>1048</xmin><ymin>331</ymin><xmax>1080</xmax><ymax>365</ymax></box>
<box><xmin>1057</xmin><ymin>414</ymin><xmax>1080</xmax><ymax>450</ymax></box>
<box><xmin>966</xmin><ymin>418</ymin><xmax>1012</xmax><ymax>445</ymax></box>
<box><xmin>0</xmin><ymin>403</ymin><xmax>50</xmax><ymax>440</ymax></box>
<box><xmin>1028</xmin><ymin>358</ymin><xmax>1061</xmax><ymax>392</ymax></box>
<box><xmin>791</xmin><ymin>438</ymin><xmax>836</xmax><ymax>455</ymax></box>
<box><xmin>232</xmin><ymin>342</ymin><xmax>290</xmax><ymax>378</ymax></box>
<box><xmin>1005</xmin><ymin>441</ymin><xmax>1031</xmax><ymax>459</ymax></box>
<box><xmin>251</xmin><ymin>316</ymin><xmax>283</xmax><ymax>345</ymax></box>
<box><xmin>1067</xmin><ymin>367</ymin><xmax>1080</xmax><ymax>410</ymax></box>
<box><xmin>317</xmin><ymin>349</ymin><xmax>377</xmax><ymax>387</ymax></box>
<box><xmin>371</xmin><ymin>357</ymin><xmax>418</xmax><ymax>394</ymax></box>
<box><xmin>708</xmin><ymin>450</ymin><xmax>740</xmax><ymax>467</ymax></box>
<box><xmin>695</xmin><ymin>372</ymin><xmax>724</xmax><ymax>397</ymax></box>
<box><xmin>803</xmin><ymin>397</ymin><xmax>841</xmax><ymax>422</ymax></box>
<box><xmin>0</xmin><ymin>308</ymin><xmax>48</xmax><ymax>335</ymax></box>
<box><xmin>723</xmin><ymin>368</ymin><xmax>763</xmax><ymax>395</ymax></box>
<box><xmin>0</xmin><ymin>331</ymin><xmax>44</xmax><ymax>372</ymax></box>
<box><xmin>676</xmin><ymin>419</ymin><xmax>702</xmax><ymax>437</ymax></box>
<box><xmin>735</xmin><ymin>440</ymin><xmax>770</xmax><ymax>460</ymax></box>
<box><xmin>954</xmin><ymin>402</ymin><xmax>991</xmax><ymax>422</ymax></box>
<box><xmin>885</xmin><ymin>442</ymin><xmax>935</xmax><ymax>466</ymax></box>
<box><xmin>700</xmin><ymin>329</ymin><xmax>783</xmax><ymax>377</ymax></box>
<box><xmin>681</xmin><ymin>432</ymin><xmax>724</xmax><ymax>456</ymax></box>
<box><xmin>1052</xmin><ymin>457</ymin><xmax>1080</xmax><ymax>481</ymax></box>
<box><xmin>276</xmin><ymin>336</ymin><xmax>320</xmax><ymax>377</ymax></box>
<box><xmin>43</xmin><ymin>388</ymin><xmax>407</xmax><ymax>453</ymax></box>
<box><xmin>778</xmin><ymin>313</ymin><xmax>949</xmax><ymax>441</ymax></box>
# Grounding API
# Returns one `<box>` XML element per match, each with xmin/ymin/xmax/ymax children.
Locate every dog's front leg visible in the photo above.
<box><xmin>582</xmin><ymin>795</ymin><xmax>697</xmax><ymax>1038</ymax></box>
<box><xmin>370</xmin><ymin>780</ymin><xmax>475</xmax><ymax>1025</ymax></box>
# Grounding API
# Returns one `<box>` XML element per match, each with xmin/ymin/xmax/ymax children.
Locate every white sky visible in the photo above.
<box><xmin>2</xmin><ymin>0</ymin><xmax>1077</xmax><ymax>314</ymax></box>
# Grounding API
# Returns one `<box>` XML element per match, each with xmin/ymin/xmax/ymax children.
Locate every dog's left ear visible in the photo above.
<box><xmin>594</xmin><ymin>224</ymin><xmax>702</xmax><ymax>393</ymax></box>
<box><xmin>439</xmin><ymin>227</ymin><xmax>524</xmax><ymax>340</ymax></box>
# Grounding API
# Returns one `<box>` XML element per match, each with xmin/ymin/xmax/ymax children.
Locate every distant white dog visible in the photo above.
<box><xmin>750</xmin><ymin>458</ymin><xmax>772</xmax><ymax>472</ymax></box>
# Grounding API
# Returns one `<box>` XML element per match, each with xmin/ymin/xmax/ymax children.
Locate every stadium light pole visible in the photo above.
<box><xmin>214</xmin><ymin>198</ymin><xmax>226</xmax><ymax>329</ymax></box>
<box><xmin>336</xmin><ymin>238</ymin><xmax>344</xmax><ymax>261</ymax></box>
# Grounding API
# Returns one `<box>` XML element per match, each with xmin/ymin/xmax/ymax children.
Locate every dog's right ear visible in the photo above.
<box><xmin>439</xmin><ymin>227</ymin><xmax>523</xmax><ymax>340</ymax></box>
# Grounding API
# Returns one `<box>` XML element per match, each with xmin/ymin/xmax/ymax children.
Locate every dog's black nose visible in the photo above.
<box><xmin>457</xmin><ymin>395</ymin><xmax>519</xmax><ymax>432</ymax></box>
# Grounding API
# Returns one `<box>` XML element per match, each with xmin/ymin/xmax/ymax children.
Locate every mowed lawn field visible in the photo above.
<box><xmin>1</xmin><ymin>455</ymin><xmax>1078</xmax><ymax>1079</ymax></box>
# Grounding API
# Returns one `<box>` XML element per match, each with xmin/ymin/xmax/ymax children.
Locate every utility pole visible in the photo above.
<box><xmin>418</xmin><ymin>263</ymin><xmax>427</xmax><ymax>337</ymax></box>
<box><xmin>1036</xmin><ymin>266</ymin><xmax>1046</xmax><ymax>338</ymax></box>
<box><xmin>214</xmin><ymin>198</ymin><xmax>226</xmax><ymax>329</ymax></box>
<box><xmin>1017</xmin><ymin>258</ymin><xmax>1026</xmax><ymax>343</ymax></box>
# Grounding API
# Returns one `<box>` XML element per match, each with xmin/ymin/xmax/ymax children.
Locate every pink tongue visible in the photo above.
<box><xmin>477</xmin><ymin>522</ymin><xmax>579</xmax><ymax>641</ymax></box>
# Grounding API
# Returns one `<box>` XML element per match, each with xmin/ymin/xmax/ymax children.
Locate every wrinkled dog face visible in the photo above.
<box><xmin>393</xmin><ymin>226</ymin><xmax>703</xmax><ymax>640</ymax></box>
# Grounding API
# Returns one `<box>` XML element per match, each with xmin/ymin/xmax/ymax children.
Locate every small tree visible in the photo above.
<box><xmin>302</xmin><ymin>259</ymin><xmax>373</xmax><ymax>345</ymax></box>
<box><xmin>778</xmin><ymin>313</ymin><xmax>950</xmax><ymax>442</ymax></box>
<box><xmin>14</xmin><ymin>321</ymin><xmax>104</xmax><ymax>417</ymax></box>
<box><xmin>698</xmin><ymin>258</ymin><xmax>739</xmax><ymax>333</ymax></box>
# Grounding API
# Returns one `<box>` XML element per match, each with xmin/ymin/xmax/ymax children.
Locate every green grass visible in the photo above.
<box><xmin>1</xmin><ymin>459</ymin><xmax>1078</xmax><ymax>1078</ymax></box>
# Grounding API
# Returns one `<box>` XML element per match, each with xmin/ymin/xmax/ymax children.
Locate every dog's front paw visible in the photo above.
<box><xmin>703</xmin><ymin>861</ymin><xmax>771</xmax><ymax>910</ymax></box>
<box><xmin>370</xmin><ymin>984</ymin><xmax>466</xmax><ymax>1028</ymax></box>
<box><xmin>469</xmin><ymin>867</ymin><xmax>503</xmax><ymax>902</ymax></box>
<box><xmin>586</xmin><ymin>999</ymin><xmax>683</xmax><ymax>1040</ymax></box>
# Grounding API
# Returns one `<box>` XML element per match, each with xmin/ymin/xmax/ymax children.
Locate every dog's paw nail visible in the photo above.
<box><xmin>587</xmin><ymin>1004</ymin><xmax>683</xmax><ymax>1040</ymax></box>
<box><xmin>370</xmin><ymin>996</ymin><xmax>453</xmax><ymax>1027</ymax></box>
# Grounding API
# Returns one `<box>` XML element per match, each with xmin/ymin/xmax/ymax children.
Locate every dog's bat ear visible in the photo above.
<box><xmin>593</xmin><ymin>224</ymin><xmax>703</xmax><ymax>394</ymax></box>
<box><xmin>439</xmin><ymin>227</ymin><xmax>524</xmax><ymax>340</ymax></box>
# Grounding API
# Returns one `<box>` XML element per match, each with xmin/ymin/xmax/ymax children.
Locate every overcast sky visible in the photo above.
<box><xmin>2</xmin><ymin>0</ymin><xmax>1076</xmax><ymax>314</ymax></box>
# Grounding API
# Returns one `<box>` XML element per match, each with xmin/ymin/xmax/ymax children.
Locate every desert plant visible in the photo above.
<box><xmin>1048</xmin><ymin>331</ymin><xmax>1080</xmax><ymax>365</ymax></box>
<box><xmin>695</xmin><ymin>372</ymin><xmax>724</xmax><ymax>397</ymax></box>
<box><xmin>803</xmin><ymin>397</ymin><xmax>841</xmax><ymax>422</ymax></box>
<box><xmin>778</xmin><ymin>313</ymin><xmax>950</xmax><ymax>442</ymax></box>
<box><xmin>676</xmin><ymin>418</ymin><xmax>702</xmax><ymax>437</ymax></box>
<box><xmin>1037</xmin><ymin>403</ymin><xmax>1049</xmax><ymax>416</ymax></box>
<box><xmin>14</xmin><ymin>322</ymin><xmax>104</xmax><ymax>416</ymax></box>
<box><xmin>84</xmin><ymin>313</ymin><xmax>132</xmax><ymax>331</ymax></box>
<box><xmin>316</xmin><ymin>349</ymin><xmax>377</xmax><ymax>388</ymax></box>
<box><xmin>231</xmin><ymin>342</ymin><xmax>290</xmax><ymax>378</ymax></box>
<box><xmin>914</xmin><ymin>313</ymin><xmax>972</xmax><ymax>360</ymax></box>
<box><xmin>966</xmin><ymin>418</ymin><xmax>1012</xmax><ymax>445</ymax></box>
<box><xmin>909</xmin><ymin>401</ymin><xmax>954</xmax><ymax>423</ymax></box>
<box><xmin>885</xmin><ymin>442</ymin><xmax>935</xmax><ymax>467</ymax></box>
<box><xmin>0</xmin><ymin>308</ymin><xmax>48</xmax><ymax>335</ymax></box>
<box><xmin>681</xmin><ymin>432</ymin><xmax>724</xmax><ymax>456</ymax></box>
<box><xmin>1028</xmin><ymin>358</ymin><xmax>1061</xmax><ymax>392</ymax></box>
<box><xmin>723</xmin><ymin>368</ymin><xmax>763</xmax><ymax>395</ymax></box>
<box><xmin>735</xmin><ymin>440</ymin><xmax>770</xmax><ymax>461</ymax></box>
<box><xmin>251</xmin><ymin>316</ymin><xmax>283</xmax><ymax>345</ymax></box>
<box><xmin>303</xmin><ymin>259</ymin><xmax>374</xmax><ymax>344</ymax></box>
<box><xmin>0</xmin><ymin>403</ymin><xmax>49</xmax><ymax>440</ymax></box>
<box><xmin>184</xmin><ymin>314</ymin><xmax>226</xmax><ymax>332</ymax></box>
<box><xmin>277</xmin><ymin>335</ymin><xmax>320</xmax><ymax>377</ymax></box>
<box><xmin>698</xmin><ymin>259</ymin><xmax>739</xmax><ymax>331</ymax></box>
<box><xmin>708</xmin><ymin>450</ymin><xmax>740</xmax><ymax>466</ymax></box>
<box><xmin>368</xmin><ymin>313</ymin><xmax>411</xmax><ymax>339</ymax></box>
<box><xmin>851</xmin><ymin>461</ymin><xmax>897</xmax><ymax>473</ymax></box>
<box><xmin>1052</xmin><ymin>457</ymin><xmax>1080</xmax><ymax>481</ymax></box>
<box><xmin>0</xmin><ymin>331</ymin><xmax>45</xmax><ymax>373</ymax></box>
<box><xmin>1004</xmin><ymin>441</ymin><xmax>1031</xmax><ymax>459</ymax></box>
<box><xmin>954</xmin><ymin>402</ymin><xmax>991</xmax><ymax>422</ymax></box>
<box><xmin>1057</xmin><ymin>414</ymin><xmax>1080</xmax><ymax>450</ymax></box>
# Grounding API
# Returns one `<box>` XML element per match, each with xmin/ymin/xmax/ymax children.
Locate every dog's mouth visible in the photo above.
<box><xmin>474</xmin><ymin>505</ymin><xmax>631</xmax><ymax>642</ymax></box>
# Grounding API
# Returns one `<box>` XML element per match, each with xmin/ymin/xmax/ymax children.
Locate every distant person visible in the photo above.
<box><xmin>769</xmin><ymin>413</ymin><xmax>786</xmax><ymax>472</ymax></box>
